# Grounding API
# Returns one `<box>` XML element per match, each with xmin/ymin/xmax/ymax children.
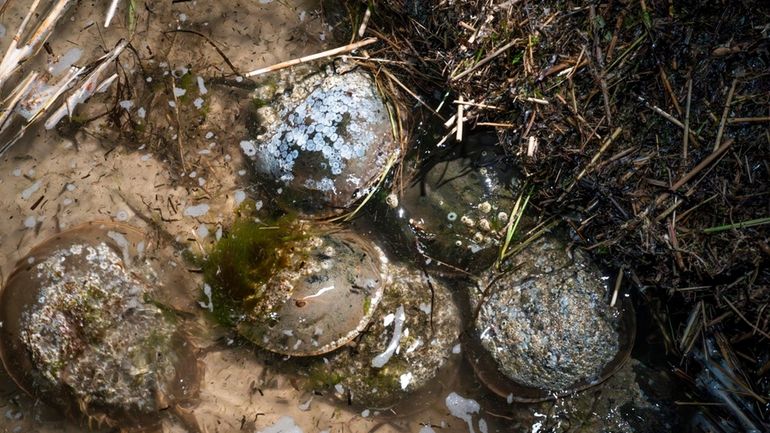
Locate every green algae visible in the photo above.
<box><xmin>200</xmin><ymin>216</ymin><xmax>305</xmax><ymax>326</ymax></box>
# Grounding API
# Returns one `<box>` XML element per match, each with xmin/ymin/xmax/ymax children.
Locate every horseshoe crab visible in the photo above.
<box><xmin>0</xmin><ymin>222</ymin><xmax>200</xmax><ymax>430</ymax></box>
<box><xmin>302</xmin><ymin>263</ymin><xmax>461</xmax><ymax>410</ymax></box>
<box><xmin>394</xmin><ymin>143</ymin><xmax>517</xmax><ymax>274</ymax></box>
<box><xmin>465</xmin><ymin>235</ymin><xmax>635</xmax><ymax>402</ymax></box>
<box><xmin>203</xmin><ymin>220</ymin><xmax>388</xmax><ymax>356</ymax></box>
<box><xmin>242</xmin><ymin>66</ymin><xmax>399</xmax><ymax>218</ymax></box>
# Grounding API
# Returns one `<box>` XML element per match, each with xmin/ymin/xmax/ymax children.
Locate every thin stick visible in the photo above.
<box><xmin>0</xmin><ymin>0</ymin><xmax>72</xmax><ymax>87</ymax></box>
<box><xmin>650</xmin><ymin>139</ymin><xmax>735</xmax><ymax>211</ymax></box>
<box><xmin>682</xmin><ymin>75</ymin><xmax>692</xmax><ymax>160</ymax></box>
<box><xmin>477</xmin><ymin>122</ymin><xmax>515</xmax><ymax>128</ymax></box>
<box><xmin>524</xmin><ymin>97</ymin><xmax>549</xmax><ymax>105</ymax></box>
<box><xmin>45</xmin><ymin>39</ymin><xmax>128</xmax><ymax>129</ymax></box>
<box><xmin>381</xmin><ymin>67</ymin><xmax>445</xmax><ymax>121</ymax></box>
<box><xmin>610</xmin><ymin>266</ymin><xmax>623</xmax><ymax>307</ymax></box>
<box><xmin>452</xmin><ymin>100</ymin><xmax>501</xmax><ymax>110</ymax></box>
<box><xmin>435</xmin><ymin>126</ymin><xmax>457</xmax><ymax>147</ymax></box>
<box><xmin>169</xmin><ymin>76</ymin><xmax>187</xmax><ymax>172</ymax></box>
<box><xmin>165</xmin><ymin>30</ymin><xmax>241</xmax><ymax>75</ymax></box>
<box><xmin>642</xmin><ymin>98</ymin><xmax>700</xmax><ymax>144</ymax></box>
<box><xmin>105</xmin><ymin>0</ymin><xmax>120</xmax><ymax>28</ymax></box>
<box><xmin>244</xmin><ymin>37</ymin><xmax>378</xmax><ymax>77</ymax></box>
<box><xmin>723</xmin><ymin>297</ymin><xmax>770</xmax><ymax>340</ymax></box>
<box><xmin>0</xmin><ymin>71</ymin><xmax>38</xmax><ymax>133</ymax></box>
<box><xmin>659</xmin><ymin>66</ymin><xmax>682</xmax><ymax>116</ymax></box>
<box><xmin>561</xmin><ymin>127</ymin><xmax>623</xmax><ymax>198</ymax></box>
<box><xmin>704</xmin><ymin>217</ymin><xmax>770</xmax><ymax>234</ymax></box>
<box><xmin>714</xmin><ymin>78</ymin><xmax>737</xmax><ymax>151</ymax></box>
<box><xmin>670</xmin><ymin>138</ymin><xmax>734</xmax><ymax>192</ymax></box>
<box><xmin>357</xmin><ymin>7</ymin><xmax>371</xmax><ymax>37</ymax></box>
<box><xmin>456</xmin><ymin>96</ymin><xmax>464</xmax><ymax>142</ymax></box>
<box><xmin>451</xmin><ymin>38</ymin><xmax>521</xmax><ymax>81</ymax></box>
<box><xmin>727</xmin><ymin>116</ymin><xmax>770</xmax><ymax>124</ymax></box>
<box><xmin>590</xmin><ymin>5</ymin><xmax>613</xmax><ymax>125</ymax></box>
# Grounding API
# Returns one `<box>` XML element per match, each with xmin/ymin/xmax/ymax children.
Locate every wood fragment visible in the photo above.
<box><xmin>105</xmin><ymin>0</ymin><xmax>120</xmax><ymax>28</ymax></box>
<box><xmin>610</xmin><ymin>266</ymin><xmax>623</xmax><ymax>307</ymax></box>
<box><xmin>670</xmin><ymin>138</ymin><xmax>734</xmax><ymax>193</ymax></box>
<box><xmin>477</xmin><ymin>122</ymin><xmax>515</xmax><ymax>128</ymax></box>
<box><xmin>357</xmin><ymin>7</ymin><xmax>371</xmax><ymax>37</ymax></box>
<box><xmin>0</xmin><ymin>0</ymin><xmax>73</xmax><ymax>88</ymax></box>
<box><xmin>560</xmin><ymin>127</ymin><xmax>623</xmax><ymax>199</ymax></box>
<box><xmin>659</xmin><ymin>66</ymin><xmax>683</xmax><ymax>116</ymax></box>
<box><xmin>456</xmin><ymin>96</ymin><xmax>464</xmax><ymax>142</ymax></box>
<box><xmin>714</xmin><ymin>78</ymin><xmax>737</xmax><ymax>151</ymax></box>
<box><xmin>169</xmin><ymin>76</ymin><xmax>187</xmax><ymax>172</ymax></box>
<box><xmin>723</xmin><ymin>297</ymin><xmax>770</xmax><ymax>340</ymax></box>
<box><xmin>524</xmin><ymin>97</ymin><xmax>549</xmax><ymax>105</ymax></box>
<box><xmin>452</xmin><ymin>100</ymin><xmax>500</xmax><ymax>110</ymax></box>
<box><xmin>244</xmin><ymin>38</ymin><xmax>378</xmax><ymax>77</ymax></box>
<box><xmin>451</xmin><ymin>39</ymin><xmax>521</xmax><ymax>81</ymax></box>
<box><xmin>589</xmin><ymin>5</ymin><xmax>612</xmax><ymax>125</ymax></box>
<box><xmin>682</xmin><ymin>74</ymin><xmax>692</xmax><ymax>160</ymax></box>
<box><xmin>381</xmin><ymin>67</ymin><xmax>446</xmax><ymax>121</ymax></box>
<box><xmin>642</xmin><ymin>98</ymin><xmax>701</xmax><ymax>144</ymax></box>
<box><xmin>727</xmin><ymin>116</ymin><xmax>770</xmax><ymax>124</ymax></box>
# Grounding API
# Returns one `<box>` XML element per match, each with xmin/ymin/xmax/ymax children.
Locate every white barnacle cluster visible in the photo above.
<box><xmin>258</xmin><ymin>70</ymin><xmax>386</xmax><ymax>192</ymax></box>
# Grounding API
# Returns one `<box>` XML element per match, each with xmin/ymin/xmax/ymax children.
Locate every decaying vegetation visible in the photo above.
<box><xmin>335</xmin><ymin>0</ymin><xmax>769</xmax><ymax>430</ymax></box>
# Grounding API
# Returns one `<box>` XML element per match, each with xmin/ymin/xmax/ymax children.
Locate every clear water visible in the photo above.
<box><xmin>0</xmin><ymin>2</ymin><xmax>670</xmax><ymax>433</ymax></box>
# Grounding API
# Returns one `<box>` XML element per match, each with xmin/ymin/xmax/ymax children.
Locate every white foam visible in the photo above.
<box><xmin>197</xmin><ymin>76</ymin><xmax>208</xmax><ymax>94</ymax></box>
<box><xmin>50</xmin><ymin>47</ymin><xmax>83</xmax><ymax>76</ymax></box>
<box><xmin>399</xmin><ymin>372</ymin><xmax>413</xmax><ymax>390</ymax></box>
<box><xmin>479</xmin><ymin>418</ymin><xmax>488</xmax><ymax>433</ymax></box>
<box><xmin>257</xmin><ymin>416</ymin><xmax>303</xmax><ymax>433</ymax></box>
<box><xmin>196</xmin><ymin>224</ymin><xmax>209</xmax><ymax>238</ymax></box>
<box><xmin>23</xmin><ymin>216</ymin><xmax>36</xmax><ymax>228</ymax></box>
<box><xmin>371</xmin><ymin>305</ymin><xmax>405</xmax><ymax>368</ymax></box>
<box><xmin>297</xmin><ymin>397</ymin><xmax>312</xmax><ymax>411</ymax></box>
<box><xmin>20</xmin><ymin>181</ymin><xmax>41</xmax><ymax>200</ymax></box>
<box><xmin>234</xmin><ymin>190</ymin><xmax>247</xmax><ymax>205</ymax></box>
<box><xmin>199</xmin><ymin>283</ymin><xmax>214</xmax><ymax>312</ymax></box>
<box><xmin>184</xmin><ymin>204</ymin><xmax>210</xmax><ymax>217</ymax></box>
<box><xmin>107</xmin><ymin>231</ymin><xmax>131</xmax><ymax>265</ymax></box>
<box><xmin>445</xmin><ymin>392</ymin><xmax>480</xmax><ymax>433</ymax></box>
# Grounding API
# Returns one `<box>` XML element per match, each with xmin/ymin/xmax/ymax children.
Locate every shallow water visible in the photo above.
<box><xmin>0</xmin><ymin>2</ymin><xmax>675</xmax><ymax>432</ymax></box>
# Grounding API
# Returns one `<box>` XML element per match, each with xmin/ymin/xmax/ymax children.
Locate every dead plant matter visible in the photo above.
<box><xmin>343</xmin><ymin>0</ymin><xmax>770</xmax><ymax>428</ymax></box>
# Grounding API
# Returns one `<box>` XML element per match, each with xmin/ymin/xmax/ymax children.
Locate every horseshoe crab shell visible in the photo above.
<box><xmin>306</xmin><ymin>263</ymin><xmax>461</xmax><ymax>409</ymax></box>
<box><xmin>395</xmin><ymin>144</ymin><xmax>517</xmax><ymax>274</ymax></box>
<box><xmin>0</xmin><ymin>222</ymin><xmax>200</xmax><ymax>428</ymax></box>
<box><xmin>205</xmin><ymin>221</ymin><xmax>388</xmax><ymax>356</ymax></box>
<box><xmin>464</xmin><ymin>235</ymin><xmax>635</xmax><ymax>402</ymax></box>
<box><xmin>243</xmin><ymin>67</ymin><xmax>399</xmax><ymax>218</ymax></box>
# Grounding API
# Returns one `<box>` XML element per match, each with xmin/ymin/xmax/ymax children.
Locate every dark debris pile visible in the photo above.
<box><xmin>335</xmin><ymin>0</ymin><xmax>770</xmax><ymax>429</ymax></box>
